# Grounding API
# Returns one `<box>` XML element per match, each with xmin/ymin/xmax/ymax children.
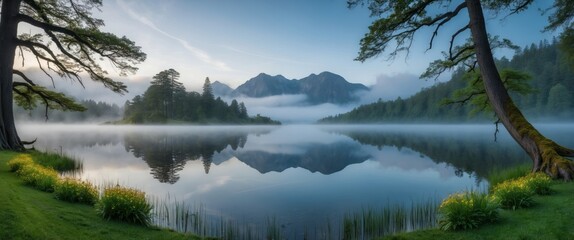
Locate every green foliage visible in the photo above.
<box><xmin>123</xmin><ymin>69</ymin><xmax>279</xmax><ymax>125</ymax></box>
<box><xmin>30</xmin><ymin>151</ymin><xmax>82</xmax><ymax>172</ymax></box>
<box><xmin>16</xmin><ymin>163</ymin><xmax>59</xmax><ymax>192</ymax></box>
<box><xmin>523</xmin><ymin>173</ymin><xmax>553</xmax><ymax>195</ymax></box>
<box><xmin>320</xmin><ymin>40</ymin><xmax>574</xmax><ymax>123</ymax></box>
<box><xmin>54</xmin><ymin>178</ymin><xmax>99</xmax><ymax>205</ymax></box>
<box><xmin>547</xmin><ymin>83</ymin><xmax>572</xmax><ymax>114</ymax></box>
<box><xmin>438</xmin><ymin>191</ymin><xmax>500</xmax><ymax>231</ymax></box>
<box><xmin>7</xmin><ymin>154</ymin><xmax>34</xmax><ymax>172</ymax></box>
<box><xmin>487</xmin><ymin>163</ymin><xmax>531</xmax><ymax>191</ymax></box>
<box><xmin>492</xmin><ymin>178</ymin><xmax>535</xmax><ymax>210</ymax></box>
<box><xmin>96</xmin><ymin>186</ymin><xmax>153</xmax><ymax>226</ymax></box>
<box><xmin>13</xmin><ymin>85</ymin><xmax>87</xmax><ymax>112</ymax></box>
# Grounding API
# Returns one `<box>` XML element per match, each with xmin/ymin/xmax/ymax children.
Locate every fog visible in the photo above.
<box><xmin>14</xmin><ymin>68</ymin><xmax>445</xmax><ymax>124</ymax></box>
<box><xmin>224</xmin><ymin>73</ymin><xmax>440</xmax><ymax>123</ymax></box>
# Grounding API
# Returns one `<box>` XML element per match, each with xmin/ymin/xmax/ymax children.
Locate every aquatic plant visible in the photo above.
<box><xmin>96</xmin><ymin>185</ymin><xmax>153</xmax><ymax>226</ymax></box>
<box><xmin>54</xmin><ymin>178</ymin><xmax>98</xmax><ymax>205</ymax></box>
<box><xmin>438</xmin><ymin>191</ymin><xmax>499</xmax><ymax>231</ymax></box>
<box><xmin>342</xmin><ymin>199</ymin><xmax>439</xmax><ymax>239</ymax></box>
<box><xmin>31</xmin><ymin>151</ymin><xmax>83</xmax><ymax>173</ymax></box>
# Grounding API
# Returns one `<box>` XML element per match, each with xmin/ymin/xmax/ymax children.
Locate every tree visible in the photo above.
<box><xmin>0</xmin><ymin>0</ymin><xmax>145</xmax><ymax>150</ymax></box>
<box><xmin>148</xmin><ymin>69</ymin><xmax>185</xmax><ymax>120</ymax></box>
<box><xmin>349</xmin><ymin>0</ymin><xmax>574</xmax><ymax>179</ymax></box>
<box><xmin>201</xmin><ymin>77</ymin><xmax>214</xmax><ymax>117</ymax></box>
<box><xmin>547</xmin><ymin>83</ymin><xmax>572</xmax><ymax>114</ymax></box>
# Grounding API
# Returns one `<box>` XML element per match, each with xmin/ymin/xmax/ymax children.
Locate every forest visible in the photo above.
<box><xmin>15</xmin><ymin>100</ymin><xmax>122</xmax><ymax>123</ymax></box>
<box><xmin>122</xmin><ymin>69</ymin><xmax>280</xmax><ymax>125</ymax></box>
<box><xmin>320</xmin><ymin>40</ymin><xmax>574</xmax><ymax>123</ymax></box>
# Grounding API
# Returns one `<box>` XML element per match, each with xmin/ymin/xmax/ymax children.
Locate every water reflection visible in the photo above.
<box><xmin>17</xmin><ymin>124</ymin><xmax>574</xmax><ymax>238</ymax></box>
<box><xmin>326</xmin><ymin>124</ymin><xmax>532</xmax><ymax>178</ymax></box>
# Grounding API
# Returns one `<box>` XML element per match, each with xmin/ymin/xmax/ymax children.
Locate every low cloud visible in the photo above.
<box><xmin>15</xmin><ymin>67</ymin><xmax>150</xmax><ymax>106</ymax></box>
<box><xmin>359</xmin><ymin>73</ymin><xmax>435</xmax><ymax>104</ymax></box>
<box><xmin>224</xmin><ymin>95</ymin><xmax>355</xmax><ymax>123</ymax></box>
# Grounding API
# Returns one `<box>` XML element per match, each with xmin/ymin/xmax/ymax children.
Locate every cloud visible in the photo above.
<box><xmin>117</xmin><ymin>0</ymin><xmax>231</xmax><ymax>72</ymax></box>
<box><xmin>224</xmin><ymin>95</ymin><xmax>356</xmax><ymax>123</ymax></box>
<box><xmin>359</xmin><ymin>73</ymin><xmax>436</xmax><ymax>103</ymax></box>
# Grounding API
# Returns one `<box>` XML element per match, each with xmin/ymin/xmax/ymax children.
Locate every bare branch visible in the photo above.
<box><xmin>428</xmin><ymin>2</ymin><xmax>467</xmax><ymax>51</ymax></box>
<box><xmin>449</xmin><ymin>25</ymin><xmax>470</xmax><ymax>59</ymax></box>
<box><xmin>12</xmin><ymin>69</ymin><xmax>37</xmax><ymax>86</ymax></box>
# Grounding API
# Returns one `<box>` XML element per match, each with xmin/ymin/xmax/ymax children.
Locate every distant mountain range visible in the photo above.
<box><xmin>213</xmin><ymin>71</ymin><xmax>369</xmax><ymax>105</ymax></box>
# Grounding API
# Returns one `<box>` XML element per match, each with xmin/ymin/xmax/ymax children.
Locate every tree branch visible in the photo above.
<box><xmin>428</xmin><ymin>2</ymin><xmax>468</xmax><ymax>51</ymax></box>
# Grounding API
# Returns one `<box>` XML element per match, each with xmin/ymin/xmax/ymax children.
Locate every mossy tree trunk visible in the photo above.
<box><xmin>0</xmin><ymin>0</ymin><xmax>24</xmax><ymax>150</ymax></box>
<box><xmin>466</xmin><ymin>0</ymin><xmax>574</xmax><ymax>180</ymax></box>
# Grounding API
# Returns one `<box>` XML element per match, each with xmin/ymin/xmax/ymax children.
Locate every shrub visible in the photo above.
<box><xmin>7</xmin><ymin>154</ymin><xmax>34</xmax><ymax>172</ymax></box>
<box><xmin>96</xmin><ymin>186</ymin><xmax>152</xmax><ymax>225</ymax></box>
<box><xmin>54</xmin><ymin>178</ymin><xmax>99</xmax><ymax>205</ymax></box>
<box><xmin>523</xmin><ymin>173</ymin><xmax>552</xmax><ymax>195</ymax></box>
<box><xmin>16</xmin><ymin>164</ymin><xmax>59</xmax><ymax>192</ymax></box>
<box><xmin>492</xmin><ymin>179</ymin><xmax>534</xmax><ymax>210</ymax></box>
<box><xmin>438</xmin><ymin>191</ymin><xmax>499</xmax><ymax>231</ymax></box>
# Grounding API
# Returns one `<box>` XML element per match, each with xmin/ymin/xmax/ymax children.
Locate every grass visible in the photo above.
<box><xmin>380</xmin><ymin>182</ymin><xmax>574</xmax><ymax>240</ymax></box>
<box><xmin>378</xmin><ymin>164</ymin><xmax>574</xmax><ymax>240</ymax></box>
<box><xmin>487</xmin><ymin>163</ymin><xmax>531</xmax><ymax>190</ymax></box>
<box><xmin>0</xmin><ymin>151</ymin><xmax>198</xmax><ymax>240</ymax></box>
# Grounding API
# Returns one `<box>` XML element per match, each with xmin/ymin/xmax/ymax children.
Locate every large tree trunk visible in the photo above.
<box><xmin>466</xmin><ymin>0</ymin><xmax>574</xmax><ymax>180</ymax></box>
<box><xmin>0</xmin><ymin>0</ymin><xmax>24</xmax><ymax>150</ymax></box>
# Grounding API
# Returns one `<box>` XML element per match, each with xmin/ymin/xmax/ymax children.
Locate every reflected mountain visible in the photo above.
<box><xmin>124</xmin><ymin>130</ymin><xmax>252</xmax><ymax>183</ymax></box>
<box><xmin>235</xmin><ymin>142</ymin><xmax>370</xmax><ymax>174</ymax></box>
<box><xmin>330</xmin><ymin>126</ymin><xmax>530</xmax><ymax>178</ymax></box>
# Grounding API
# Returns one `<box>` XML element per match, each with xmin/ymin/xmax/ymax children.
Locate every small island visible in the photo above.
<box><xmin>121</xmin><ymin>69</ymin><xmax>280</xmax><ymax>125</ymax></box>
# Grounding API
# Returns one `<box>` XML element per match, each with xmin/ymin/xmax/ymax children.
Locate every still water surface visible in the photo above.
<box><xmin>17</xmin><ymin>124</ymin><xmax>574</xmax><ymax>237</ymax></box>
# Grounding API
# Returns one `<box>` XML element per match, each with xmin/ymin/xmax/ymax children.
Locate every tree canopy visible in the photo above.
<box><xmin>348</xmin><ymin>0</ymin><xmax>574</xmax><ymax>179</ymax></box>
<box><xmin>123</xmin><ymin>69</ymin><xmax>280</xmax><ymax>125</ymax></box>
<box><xmin>0</xmin><ymin>0</ymin><xmax>146</xmax><ymax>149</ymax></box>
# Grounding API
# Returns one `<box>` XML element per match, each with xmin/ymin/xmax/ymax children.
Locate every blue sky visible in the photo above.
<box><xmin>15</xmin><ymin>0</ymin><xmax>561</xmax><ymax>112</ymax></box>
<box><xmin>88</xmin><ymin>0</ymin><xmax>557</xmax><ymax>93</ymax></box>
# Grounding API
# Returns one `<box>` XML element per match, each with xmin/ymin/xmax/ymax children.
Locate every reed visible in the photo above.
<box><xmin>341</xmin><ymin>199</ymin><xmax>439</xmax><ymax>240</ymax></box>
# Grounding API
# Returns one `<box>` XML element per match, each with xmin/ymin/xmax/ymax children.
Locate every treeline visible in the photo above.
<box><xmin>320</xmin><ymin>39</ymin><xmax>574</xmax><ymax>123</ymax></box>
<box><xmin>15</xmin><ymin>99</ymin><xmax>122</xmax><ymax>122</ymax></box>
<box><xmin>122</xmin><ymin>69</ymin><xmax>280</xmax><ymax>125</ymax></box>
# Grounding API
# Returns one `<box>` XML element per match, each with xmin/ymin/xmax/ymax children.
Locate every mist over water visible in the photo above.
<box><xmin>16</xmin><ymin>123</ymin><xmax>574</xmax><ymax>237</ymax></box>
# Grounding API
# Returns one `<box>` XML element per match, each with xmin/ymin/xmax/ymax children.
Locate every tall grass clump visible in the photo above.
<box><xmin>438</xmin><ymin>191</ymin><xmax>499</xmax><ymax>231</ymax></box>
<box><xmin>523</xmin><ymin>173</ymin><xmax>553</xmax><ymax>195</ymax></box>
<box><xmin>7</xmin><ymin>154</ymin><xmax>34</xmax><ymax>172</ymax></box>
<box><xmin>492</xmin><ymin>179</ymin><xmax>534</xmax><ymax>210</ymax></box>
<box><xmin>492</xmin><ymin>173</ymin><xmax>552</xmax><ymax>210</ymax></box>
<box><xmin>54</xmin><ymin>178</ymin><xmax>98</xmax><ymax>205</ymax></box>
<box><xmin>342</xmin><ymin>200</ymin><xmax>438</xmax><ymax>239</ymax></box>
<box><xmin>31</xmin><ymin>151</ymin><xmax>83</xmax><ymax>173</ymax></box>
<box><xmin>96</xmin><ymin>185</ymin><xmax>153</xmax><ymax>226</ymax></box>
<box><xmin>16</xmin><ymin>163</ymin><xmax>59</xmax><ymax>192</ymax></box>
<box><xmin>487</xmin><ymin>163</ymin><xmax>530</xmax><ymax>191</ymax></box>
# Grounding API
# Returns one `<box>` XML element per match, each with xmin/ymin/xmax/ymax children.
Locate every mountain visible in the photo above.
<box><xmin>229</xmin><ymin>71</ymin><xmax>368</xmax><ymax>105</ymax></box>
<box><xmin>233</xmin><ymin>73</ymin><xmax>299</xmax><ymax>97</ymax></box>
<box><xmin>299</xmin><ymin>72</ymin><xmax>369</xmax><ymax>104</ymax></box>
<box><xmin>211</xmin><ymin>81</ymin><xmax>234</xmax><ymax>97</ymax></box>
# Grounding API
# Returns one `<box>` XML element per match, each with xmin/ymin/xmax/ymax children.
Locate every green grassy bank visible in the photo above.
<box><xmin>381</xmin><ymin>182</ymin><xmax>574</xmax><ymax>240</ymax></box>
<box><xmin>0</xmin><ymin>151</ymin><xmax>197</xmax><ymax>240</ymax></box>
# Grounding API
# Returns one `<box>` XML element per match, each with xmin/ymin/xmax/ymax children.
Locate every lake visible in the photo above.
<box><xmin>16</xmin><ymin>123</ymin><xmax>574</xmax><ymax>239</ymax></box>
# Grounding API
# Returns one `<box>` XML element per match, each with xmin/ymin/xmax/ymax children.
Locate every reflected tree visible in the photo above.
<box><xmin>334</xmin><ymin>129</ymin><xmax>529</xmax><ymax>178</ymax></box>
<box><xmin>124</xmin><ymin>130</ymin><xmax>253</xmax><ymax>183</ymax></box>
